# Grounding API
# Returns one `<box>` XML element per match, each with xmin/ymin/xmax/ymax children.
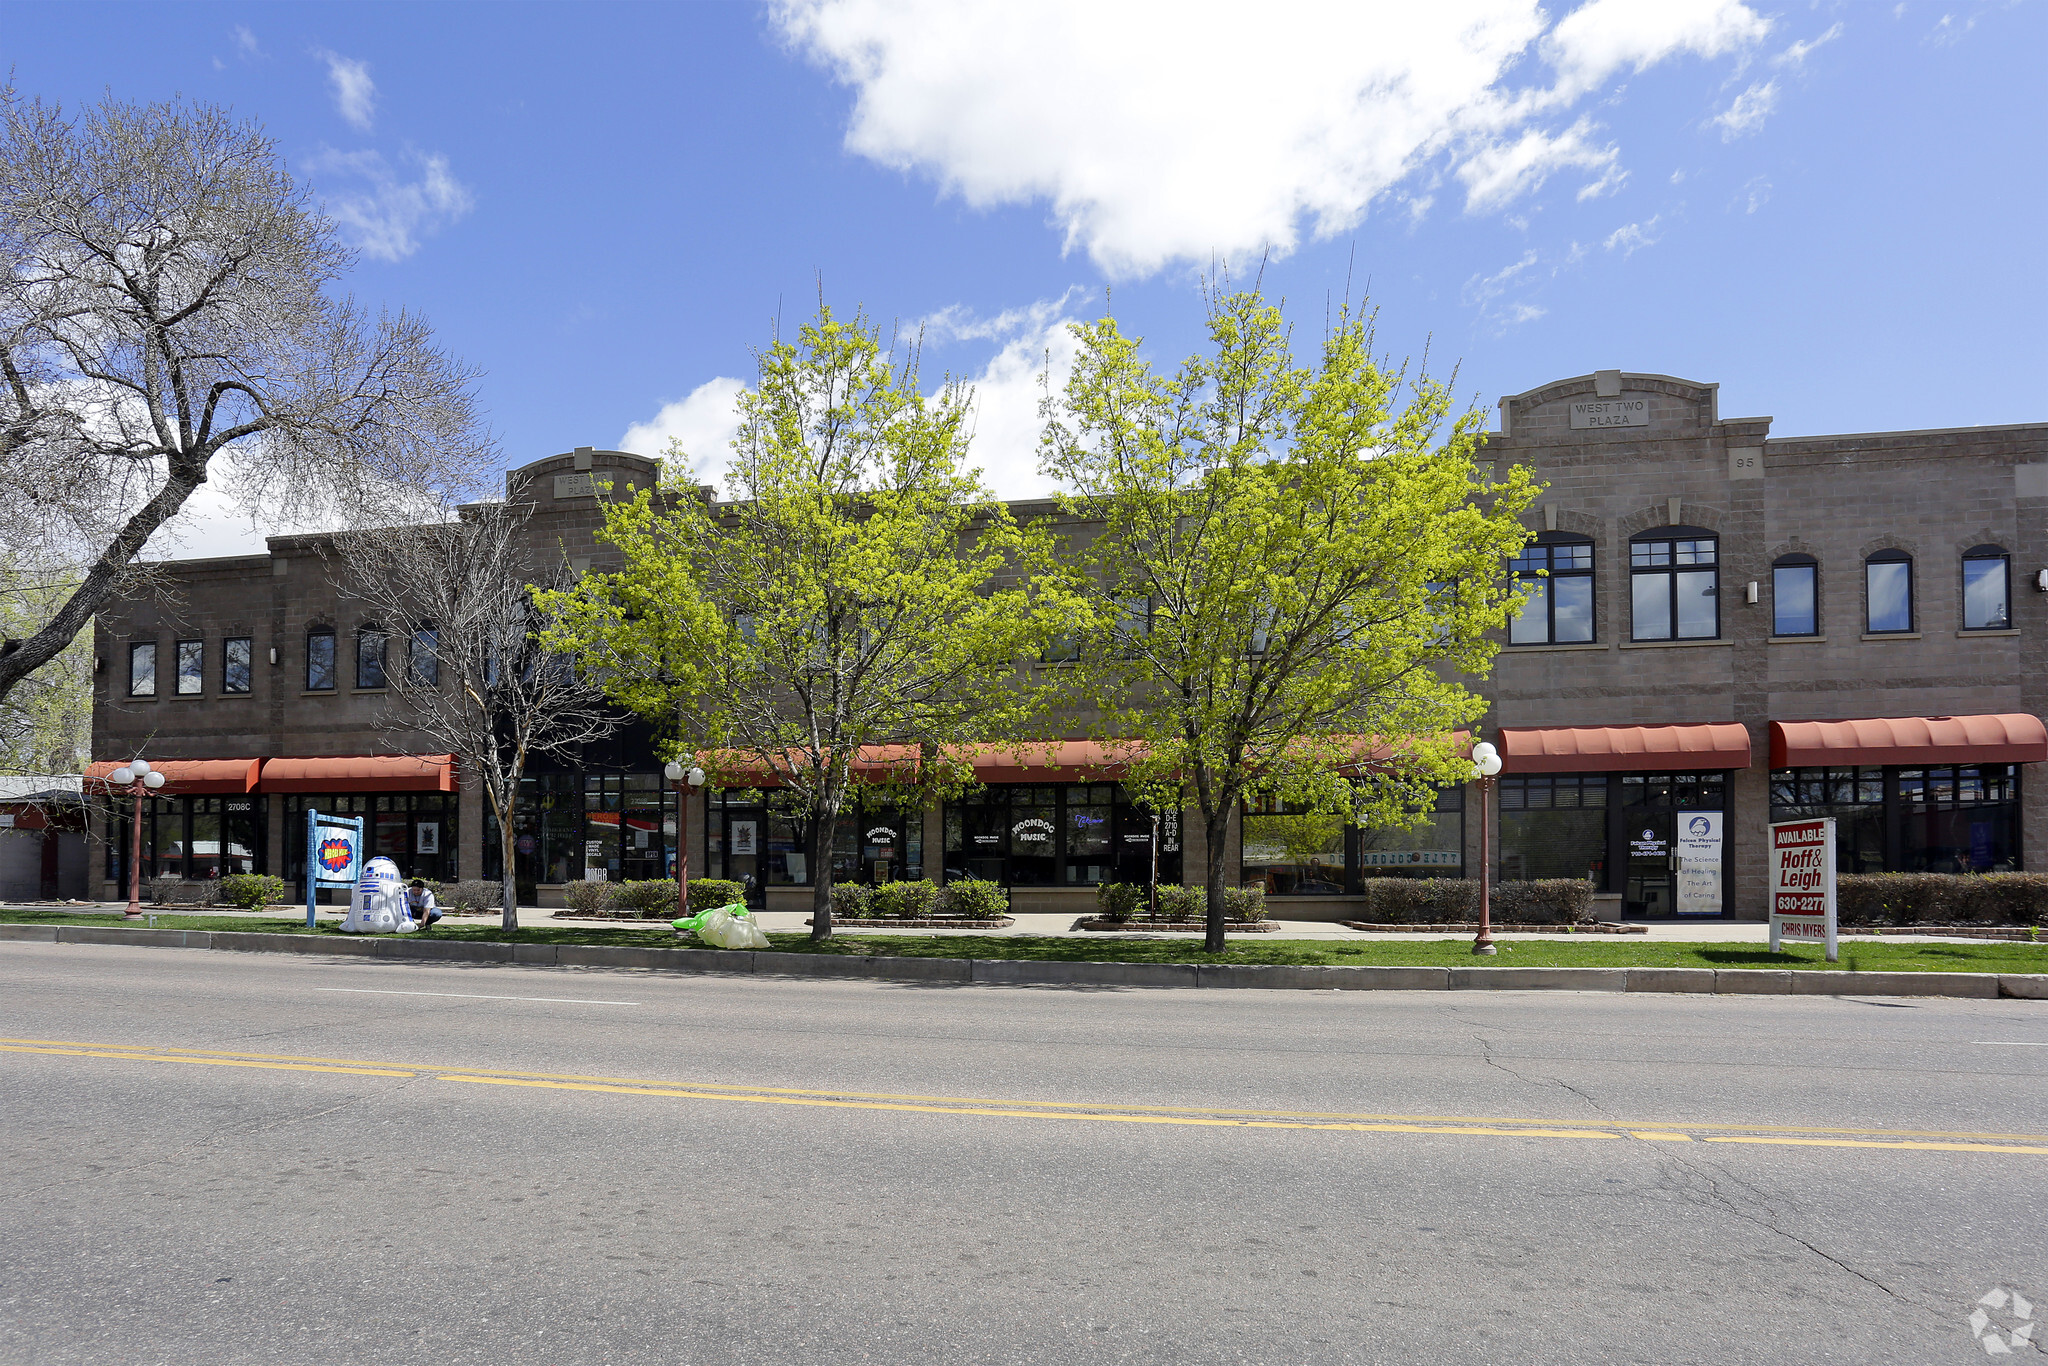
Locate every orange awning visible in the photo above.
<box><xmin>1770</xmin><ymin>714</ymin><xmax>2048</xmax><ymax>768</ymax></box>
<box><xmin>1500</xmin><ymin>724</ymin><xmax>1752</xmax><ymax>774</ymax></box>
<box><xmin>257</xmin><ymin>755</ymin><xmax>456</xmax><ymax>794</ymax></box>
<box><xmin>86</xmin><ymin>758</ymin><xmax>261</xmax><ymax>794</ymax></box>
<box><xmin>965</xmin><ymin>740</ymin><xmax>1131</xmax><ymax>784</ymax></box>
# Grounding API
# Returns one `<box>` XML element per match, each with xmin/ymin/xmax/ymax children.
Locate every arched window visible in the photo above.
<box><xmin>305</xmin><ymin>629</ymin><xmax>336</xmax><ymax>691</ymax></box>
<box><xmin>1961</xmin><ymin>545</ymin><xmax>2011</xmax><ymax>630</ymax></box>
<box><xmin>1771</xmin><ymin>554</ymin><xmax>1818</xmax><ymax>637</ymax></box>
<box><xmin>355</xmin><ymin>626</ymin><xmax>388</xmax><ymax>689</ymax></box>
<box><xmin>1865</xmin><ymin>550</ymin><xmax>1913</xmax><ymax>634</ymax></box>
<box><xmin>1630</xmin><ymin>526</ymin><xmax>1718</xmax><ymax>641</ymax></box>
<box><xmin>1508</xmin><ymin>533</ymin><xmax>1595</xmax><ymax>645</ymax></box>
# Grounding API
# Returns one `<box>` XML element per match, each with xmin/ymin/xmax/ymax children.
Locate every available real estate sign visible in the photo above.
<box><xmin>1769</xmin><ymin>817</ymin><xmax>1837</xmax><ymax>961</ymax></box>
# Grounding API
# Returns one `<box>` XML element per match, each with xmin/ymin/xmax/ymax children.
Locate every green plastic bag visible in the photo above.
<box><xmin>673</xmin><ymin>902</ymin><xmax>768</xmax><ymax>949</ymax></box>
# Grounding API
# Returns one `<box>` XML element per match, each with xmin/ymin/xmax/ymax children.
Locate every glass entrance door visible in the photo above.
<box><xmin>1620</xmin><ymin>772</ymin><xmax>1728</xmax><ymax>918</ymax></box>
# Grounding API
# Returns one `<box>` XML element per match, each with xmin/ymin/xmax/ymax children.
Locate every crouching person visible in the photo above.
<box><xmin>408</xmin><ymin>879</ymin><xmax>443</xmax><ymax>928</ymax></box>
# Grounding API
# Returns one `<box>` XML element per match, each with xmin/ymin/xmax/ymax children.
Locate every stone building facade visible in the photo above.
<box><xmin>87</xmin><ymin>375</ymin><xmax>2048</xmax><ymax>918</ymax></box>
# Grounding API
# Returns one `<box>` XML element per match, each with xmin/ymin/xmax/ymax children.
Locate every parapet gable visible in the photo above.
<box><xmin>1495</xmin><ymin>371</ymin><xmax>1721</xmax><ymax>442</ymax></box>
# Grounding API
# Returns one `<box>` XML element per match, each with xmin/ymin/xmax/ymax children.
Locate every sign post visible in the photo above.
<box><xmin>305</xmin><ymin>809</ymin><xmax>365</xmax><ymax>928</ymax></box>
<box><xmin>1768</xmin><ymin>817</ymin><xmax>1837</xmax><ymax>962</ymax></box>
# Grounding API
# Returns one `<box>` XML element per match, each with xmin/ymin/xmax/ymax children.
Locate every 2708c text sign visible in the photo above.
<box><xmin>1769</xmin><ymin>817</ymin><xmax>1838</xmax><ymax>959</ymax></box>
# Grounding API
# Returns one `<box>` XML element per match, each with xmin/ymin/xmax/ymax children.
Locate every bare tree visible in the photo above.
<box><xmin>331</xmin><ymin>503</ymin><xmax>616</xmax><ymax>931</ymax></box>
<box><xmin>0</xmin><ymin>85</ymin><xmax>491</xmax><ymax>710</ymax></box>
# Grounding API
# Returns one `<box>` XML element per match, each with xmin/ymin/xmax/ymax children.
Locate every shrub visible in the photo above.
<box><xmin>830</xmin><ymin>882</ymin><xmax>874</xmax><ymax>918</ymax></box>
<box><xmin>1155</xmin><ymin>885</ymin><xmax>1202</xmax><ymax>921</ymax></box>
<box><xmin>940</xmin><ymin>878</ymin><xmax>1009</xmax><ymax>920</ymax></box>
<box><xmin>442</xmin><ymin>879</ymin><xmax>503</xmax><ymax>912</ymax></box>
<box><xmin>1354</xmin><ymin>878</ymin><xmax>1593</xmax><ymax>924</ymax></box>
<box><xmin>563</xmin><ymin>879</ymin><xmax>618</xmax><ymax>915</ymax></box>
<box><xmin>614</xmin><ymin>879</ymin><xmax>681</xmax><ymax>918</ymax></box>
<box><xmin>686</xmin><ymin>879</ymin><xmax>748</xmax><ymax>913</ymax></box>
<box><xmin>1836</xmin><ymin>873</ymin><xmax>2048</xmax><ymax>926</ymax></box>
<box><xmin>219</xmin><ymin>874</ymin><xmax>288</xmax><ymax>910</ymax></box>
<box><xmin>872</xmin><ymin>879</ymin><xmax>939</xmax><ymax>919</ymax></box>
<box><xmin>1223</xmin><ymin>884</ymin><xmax>1266</xmax><ymax>924</ymax></box>
<box><xmin>1096</xmin><ymin>882</ymin><xmax>1142</xmax><ymax>923</ymax></box>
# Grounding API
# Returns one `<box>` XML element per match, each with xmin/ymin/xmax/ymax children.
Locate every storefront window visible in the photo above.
<box><xmin>1768</xmin><ymin>767</ymin><xmax>1884</xmax><ymax>873</ymax></box>
<box><xmin>1244</xmin><ymin>787</ymin><xmax>1464</xmax><ymax>893</ymax></box>
<box><xmin>1500</xmin><ymin>774</ymin><xmax>1607</xmax><ymax>883</ymax></box>
<box><xmin>945</xmin><ymin>784</ymin><xmax>1176</xmax><ymax>887</ymax></box>
<box><xmin>1899</xmin><ymin>765</ymin><xmax>2020</xmax><ymax>872</ymax></box>
<box><xmin>1356</xmin><ymin>788</ymin><xmax>1465</xmax><ymax>878</ymax></box>
<box><xmin>108</xmin><ymin>795</ymin><xmax>268</xmax><ymax>884</ymax></box>
<box><xmin>287</xmin><ymin>793</ymin><xmax>454</xmax><ymax>886</ymax></box>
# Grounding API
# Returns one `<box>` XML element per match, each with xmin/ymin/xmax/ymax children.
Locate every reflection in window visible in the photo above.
<box><xmin>222</xmin><ymin>637</ymin><xmax>252</xmax><ymax>694</ymax></box>
<box><xmin>1243</xmin><ymin>801</ymin><xmax>1348</xmax><ymax>894</ymax></box>
<box><xmin>129</xmin><ymin>641</ymin><xmax>157</xmax><ymax>697</ymax></box>
<box><xmin>175</xmin><ymin>640</ymin><xmax>204</xmax><ymax>694</ymax></box>
<box><xmin>305</xmin><ymin>631</ymin><xmax>336</xmax><ymax>691</ymax></box>
<box><xmin>410</xmin><ymin>623</ymin><xmax>440</xmax><ymax>686</ymax></box>
<box><xmin>1961</xmin><ymin>546</ymin><xmax>2010</xmax><ymax>631</ymax></box>
<box><xmin>1630</xmin><ymin>530</ymin><xmax>1718</xmax><ymax>641</ymax></box>
<box><xmin>356</xmin><ymin>627</ymin><xmax>387</xmax><ymax>689</ymax></box>
<box><xmin>1865</xmin><ymin>551</ymin><xmax>1913</xmax><ymax>633</ymax></box>
<box><xmin>1508</xmin><ymin>536</ymin><xmax>1595</xmax><ymax>645</ymax></box>
<box><xmin>1767</xmin><ymin>767</ymin><xmax>1886</xmax><ymax>874</ymax></box>
<box><xmin>944</xmin><ymin>784</ymin><xmax>1177</xmax><ymax>887</ymax></box>
<box><xmin>1500</xmin><ymin>774</ymin><xmax>1607</xmax><ymax>883</ymax></box>
<box><xmin>1898</xmin><ymin>765</ymin><xmax>2020</xmax><ymax>872</ymax></box>
<box><xmin>1772</xmin><ymin>555</ymin><xmax>1818</xmax><ymax>636</ymax></box>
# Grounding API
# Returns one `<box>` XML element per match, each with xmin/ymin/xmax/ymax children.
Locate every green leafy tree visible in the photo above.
<box><xmin>540</xmin><ymin>304</ymin><xmax>1072</xmax><ymax>939</ymax></box>
<box><xmin>1038</xmin><ymin>287</ymin><xmax>1539</xmax><ymax>951</ymax></box>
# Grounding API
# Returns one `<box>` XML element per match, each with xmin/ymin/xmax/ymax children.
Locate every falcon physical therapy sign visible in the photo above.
<box><xmin>1769</xmin><ymin>817</ymin><xmax>1837</xmax><ymax>961</ymax></box>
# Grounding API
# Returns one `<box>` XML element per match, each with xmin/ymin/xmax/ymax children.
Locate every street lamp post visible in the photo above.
<box><xmin>106</xmin><ymin>759</ymin><xmax>167</xmax><ymax>919</ymax></box>
<box><xmin>663</xmin><ymin>760</ymin><xmax>707</xmax><ymax>922</ymax></box>
<box><xmin>1470</xmin><ymin>740</ymin><xmax>1503</xmax><ymax>956</ymax></box>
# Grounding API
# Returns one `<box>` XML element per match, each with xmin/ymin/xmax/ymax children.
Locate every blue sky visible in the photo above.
<box><xmin>6</xmin><ymin>0</ymin><xmax>2043</xmax><ymax>553</ymax></box>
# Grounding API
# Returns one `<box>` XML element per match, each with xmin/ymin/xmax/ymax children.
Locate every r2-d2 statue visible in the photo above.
<box><xmin>342</xmin><ymin>856</ymin><xmax>417</xmax><ymax>933</ymax></box>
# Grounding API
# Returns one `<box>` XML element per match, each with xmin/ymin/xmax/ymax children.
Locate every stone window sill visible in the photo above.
<box><xmin>301</xmin><ymin>689</ymin><xmax>337</xmax><ymax>697</ymax></box>
<box><xmin>1767</xmin><ymin>635</ymin><xmax>1825</xmax><ymax>644</ymax></box>
<box><xmin>1618</xmin><ymin>637</ymin><xmax>1732</xmax><ymax>650</ymax></box>
<box><xmin>351</xmin><ymin>687</ymin><xmax>388</xmax><ymax>695</ymax></box>
<box><xmin>1860</xmin><ymin>632</ymin><xmax>1920</xmax><ymax>641</ymax></box>
<box><xmin>1957</xmin><ymin>628</ymin><xmax>2020</xmax><ymax>637</ymax></box>
<box><xmin>1503</xmin><ymin>642</ymin><xmax>1608</xmax><ymax>653</ymax></box>
<box><xmin>124</xmin><ymin>694</ymin><xmax>158</xmax><ymax>702</ymax></box>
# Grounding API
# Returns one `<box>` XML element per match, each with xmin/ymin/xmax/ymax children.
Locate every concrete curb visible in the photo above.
<box><xmin>1</xmin><ymin>922</ymin><xmax>2043</xmax><ymax>1000</ymax></box>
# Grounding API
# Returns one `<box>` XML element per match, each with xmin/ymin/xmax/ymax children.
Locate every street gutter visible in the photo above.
<box><xmin>3</xmin><ymin>921</ymin><xmax>2044</xmax><ymax>999</ymax></box>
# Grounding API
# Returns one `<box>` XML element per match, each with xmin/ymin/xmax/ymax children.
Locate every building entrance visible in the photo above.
<box><xmin>1620</xmin><ymin>773</ymin><xmax>1728</xmax><ymax>917</ymax></box>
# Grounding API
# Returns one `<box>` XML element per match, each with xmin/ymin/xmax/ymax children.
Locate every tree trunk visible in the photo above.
<box><xmin>497</xmin><ymin>787</ymin><xmax>521</xmax><ymax>933</ymax></box>
<box><xmin>809</xmin><ymin>803</ymin><xmax>835</xmax><ymax>941</ymax></box>
<box><xmin>1204</xmin><ymin>806</ymin><xmax>1231</xmax><ymax>953</ymax></box>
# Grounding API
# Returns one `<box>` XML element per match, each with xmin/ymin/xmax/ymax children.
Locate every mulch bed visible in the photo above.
<box><xmin>1071</xmin><ymin>918</ymin><xmax>1282</xmax><ymax>934</ymax></box>
<box><xmin>804</xmin><ymin>917</ymin><xmax>1017</xmax><ymax>928</ymax></box>
<box><xmin>1339</xmin><ymin>920</ymin><xmax>1647</xmax><ymax>935</ymax></box>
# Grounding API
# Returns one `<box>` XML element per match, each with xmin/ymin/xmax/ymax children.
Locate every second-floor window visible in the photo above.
<box><xmin>409</xmin><ymin>624</ymin><xmax>440</xmax><ymax>686</ymax></box>
<box><xmin>1962</xmin><ymin>546</ymin><xmax>2011</xmax><ymax>630</ymax></box>
<box><xmin>128</xmin><ymin>641</ymin><xmax>157</xmax><ymax>697</ymax></box>
<box><xmin>1630</xmin><ymin>528</ymin><xmax>1719</xmax><ymax>641</ymax></box>
<box><xmin>223</xmin><ymin>637</ymin><xmax>252</xmax><ymax>694</ymax></box>
<box><xmin>1865</xmin><ymin>551</ymin><xmax>1913</xmax><ymax>634</ymax></box>
<box><xmin>356</xmin><ymin>628</ymin><xmax>388</xmax><ymax>689</ymax></box>
<box><xmin>1508</xmin><ymin>535</ymin><xmax>1594</xmax><ymax>645</ymax></box>
<box><xmin>1772</xmin><ymin>555</ymin><xmax>1818</xmax><ymax>636</ymax></box>
<box><xmin>306</xmin><ymin>630</ymin><xmax>336</xmax><ymax>691</ymax></box>
<box><xmin>175</xmin><ymin>640</ymin><xmax>204</xmax><ymax>694</ymax></box>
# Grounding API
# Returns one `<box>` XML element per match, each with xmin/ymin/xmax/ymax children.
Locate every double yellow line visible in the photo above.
<box><xmin>6</xmin><ymin>1036</ymin><xmax>2045</xmax><ymax>1156</ymax></box>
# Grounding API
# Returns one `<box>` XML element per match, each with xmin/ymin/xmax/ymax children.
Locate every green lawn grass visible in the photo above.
<box><xmin>4</xmin><ymin>908</ymin><xmax>2044</xmax><ymax>973</ymax></box>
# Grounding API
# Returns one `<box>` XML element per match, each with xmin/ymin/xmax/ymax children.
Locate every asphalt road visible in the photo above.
<box><xmin>2</xmin><ymin>942</ymin><xmax>2044</xmax><ymax>1365</ymax></box>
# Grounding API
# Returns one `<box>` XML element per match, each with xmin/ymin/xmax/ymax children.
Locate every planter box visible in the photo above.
<box><xmin>803</xmin><ymin>916</ymin><xmax>1016</xmax><ymax>929</ymax></box>
<box><xmin>1339</xmin><ymin>920</ymin><xmax>1646</xmax><ymax>935</ymax></box>
<box><xmin>1072</xmin><ymin>918</ymin><xmax>1281</xmax><ymax>933</ymax></box>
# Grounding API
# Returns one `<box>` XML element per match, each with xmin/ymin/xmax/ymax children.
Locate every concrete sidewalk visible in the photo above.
<box><xmin>9</xmin><ymin>901</ymin><xmax>2030</xmax><ymax>945</ymax></box>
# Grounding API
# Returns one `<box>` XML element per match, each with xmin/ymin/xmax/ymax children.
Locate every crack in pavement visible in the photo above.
<box><xmin>1474</xmin><ymin>1034</ymin><xmax>1610</xmax><ymax>1119</ymax></box>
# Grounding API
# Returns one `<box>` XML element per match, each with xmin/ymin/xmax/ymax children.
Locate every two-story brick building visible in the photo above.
<box><xmin>87</xmin><ymin>373</ymin><xmax>2048</xmax><ymax>917</ymax></box>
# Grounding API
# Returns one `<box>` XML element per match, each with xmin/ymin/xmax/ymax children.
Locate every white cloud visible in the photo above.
<box><xmin>1604</xmin><ymin>215</ymin><xmax>1662</xmax><ymax>255</ymax></box>
<box><xmin>316</xmin><ymin>49</ymin><xmax>377</xmax><ymax>131</ymax></box>
<box><xmin>308</xmin><ymin>148</ymin><xmax>474</xmax><ymax>262</ymax></box>
<box><xmin>232</xmin><ymin>25</ymin><xmax>262</xmax><ymax>59</ymax></box>
<box><xmin>1774</xmin><ymin>22</ymin><xmax>1844</xmax><ymax>69</ymax></box>
<box><xmin>1739</xmin><ymin>176</ymin><xmax>1771</xmax><ymax>214</ymax></box>
<box><xmin>618</xmin><ymin>378</ymin><xmax>749</xmax><ymax>490</ymax></box>
<box><xmin>1711</xmin><ymin>80</ymin><xmax>1778</xmax><ymax>140</ymax></box>
<box><xmin>775</xmin><ymin>0</ymin><xmax>1771</xmax><ymax>278</ymax></box>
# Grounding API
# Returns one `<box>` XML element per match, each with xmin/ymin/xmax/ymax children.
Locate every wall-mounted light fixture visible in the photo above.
<box><xmin>1745</xmin><ymin>581</ymin><xmax>1760</xmax><ymax>605</ymax></box>
<box><xmin>2036</xmin><ymin>568</ymin><xmax>2048</xmax><ymax>593</ymax></box>
<box><xmin>268</xmin><ymin>646</ymin><xmax>279</xmax><ymax>665</ymax></box>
